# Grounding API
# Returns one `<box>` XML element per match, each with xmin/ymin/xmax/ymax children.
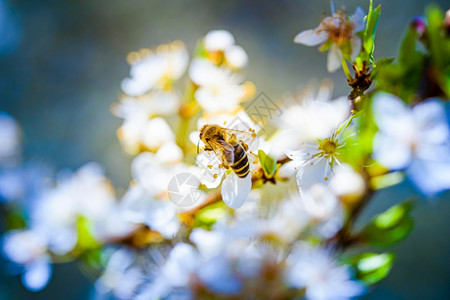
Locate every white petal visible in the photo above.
<box><xmin>351</xmin><ymin>36</ymin><xmax>362</xmax><ymax>61</ymax></box>
<box><xmin>121</xmin><ymin>77</ymin><xmax>151</xmax><ymax>97</ymax></box>
<box><xmin>413</xmin><ymin>98</ymin><xmax>449</xmax><ymax>144</ymax></box>
<box><xmin>350</xmin><ymin>7</ymin><xmax>366</xmax><ymax>32</ymax></box>
<box><xmin>197</xmin><ymin>256</ymin><xmax>242</xmax><ymax>294</ymax></box>
<box><xmin>407</xmin><ymin>156</ymin><xmax>450</xmax><ymax>197</ymax></box>
<box><xmin>22</xmin><ymin>256</ymin><xmax>52</xmax><ymax>292</ymax></box>
<box><xmin>277</xmin><ymin>160</ymin><xmax>304</xmax><ymax>178</ymax></box>
<box><xmin>221</xmin><ymin>172</ymin><xmax>252</xmax><ymax>209</ymax></box>
<box><xmin>155</xmin><ymin>142</ymin><xmax>183</xmax><ymax>164</ymax></box>
<box><xmin>140</xmin><ymin>117</ymin><xmax>175</xmax><ymax>150</ymax></box>
<box><xmin>327</xmin><ymin>44</ymin><xmax>342</xmax><ymax>73</ymax></box>
<box><xmin>372</xmin><ymin>92</ymin><xmax>416</xmax><ymax>140</ymax></box>
<box><xmin>47</xmin><ymin>226</ymin><xmax>77</xmax><ymax>255</ymax></box>
<box><xmin>196</xmin><ymin>151</ymin><xmax>226</xmax><ymax>188</ymax></box>
<box><xmin>225</xmin><ymin>45</ymin><xmax>248</xmax><ymax>68</ymax></box>
<box><xmin>190</xmin><ymin>228</ymin><xmax>224</xmax><ymax>259</ymax></box>
<box><xmin>120</xmin><ymin>184</ymin><xmax>149</xmax><ymax>224</ymax></box>
<box><xmin>204</xmin><ymin>30</ymin><xmax>235</xmax><ymax>51</ymax></box>
<box><xmin>147</xmin><ymin>92</ymin><xmax>180</xmax><ymax>116</ymax></box>
<box><xmin>330</xmin><ymin>164</ymin><xmax>366</xmax><ymax>198</ymax></box>
<box><xmin>296</xmin><ymin>157</ymin><xmax>331</xmax><ymax>192</ymax></box>
<box><xmin>161</xmin><ymin>243</ymin><xmax>200</xmax><ymax>287</ymax></box>
<box><xmin>189</xmin><ymin>58</ymin><xmax>221</xmax><ymax>86</ymax></box>
<box><xmin>373</xmin><ymin>133</ymin><xmax>412</xmax><ymax>170</ymax></box>
<box><xmin>294</xmin><ymin>29</ymin><xmax>328</xmax><ymax>46</ymax></box>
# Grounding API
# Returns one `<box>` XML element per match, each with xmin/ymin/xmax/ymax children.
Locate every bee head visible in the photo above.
<box><xmin>199</xmin><ymin>124</ymin><xmax>209</xmax><ymax>141</ymax></box>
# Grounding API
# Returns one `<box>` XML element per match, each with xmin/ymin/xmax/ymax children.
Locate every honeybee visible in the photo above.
<box><xmin>199</xmin><ymin>124</ymin><xmax>257</xmax><ymax>178</ymax></box>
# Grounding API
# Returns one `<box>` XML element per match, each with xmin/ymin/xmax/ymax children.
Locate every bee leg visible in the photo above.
<box><xmin>204</xmin><ymin>147</ymin><xmax>213</xmax><ymax>151</ymax></box>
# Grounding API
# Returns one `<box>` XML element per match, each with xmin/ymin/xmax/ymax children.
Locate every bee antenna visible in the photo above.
<box><xmin>197</xmin><ymin>140</ymin><xmax>200</xmax><ymax>154</ymax></box>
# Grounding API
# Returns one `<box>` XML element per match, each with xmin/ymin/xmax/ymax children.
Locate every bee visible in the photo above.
<box><xmin>199</xmin><ymin>124</ymin><xmax>257</xmax><ymax>178</ymax></box>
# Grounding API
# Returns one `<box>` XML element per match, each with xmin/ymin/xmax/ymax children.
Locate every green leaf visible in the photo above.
<box><xmin>361</xmin><ymin>200</ymin><xmax>414</xmax><ymax>247</ymax></box>
<box><xmin>425</xmin><ymin>5</ymin><xmax>450</xmax><ymax>98</ymax></box>
<box><xmin>371</xmin><ymin>57</ymin><xmax>394</xmax><ymax>78</ymax></box>
<box><xmin>194</xmin><ymin>201</ymin><xmax>228</xmax><ymax>229</ymax></box>
<box><xmin>258</xmin><ymin>150</ymin><xmax>277</xmax><ymax>177</ymax></box>
<box><xmin>319</xmin><ymin>40</ymin><xmax>333</xmax><ymax>52</ymax></box>
<box><xmin>426</xmin><ymin>6</ymin><xmax>445</xmax><ymax>67</ymax></box>
<box><xmin>399</xmin><ymin>27</ymin><xmax>421</xmax><ymax>67</ymax></box>
<box><xmin>76</xmin><ymin>216</ymin><xmax>100</xmax><ymax>250</ymax></box>
<box><xmin>363</xmin><ymin>1</ymin><xmax>381</xmax><ymax>61</ymax></box>
<box><xmin>344</xmin><ymin>252</ymin><xmax>395</xmax><ymax>285</ymax></box>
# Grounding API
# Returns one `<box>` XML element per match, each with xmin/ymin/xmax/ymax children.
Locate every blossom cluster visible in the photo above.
<box><xmin>1</xmin><ymin>2</ymin><xmax>449</xmax><ymax>299</ymax></box>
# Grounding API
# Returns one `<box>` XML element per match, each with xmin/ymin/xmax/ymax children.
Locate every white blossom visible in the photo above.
<box><xmin>285</xmin><ymin>244</ymin><xmax>364</xmax><ymax>300</ymax></box>
<box><xmin>2</xmin><ymin>230</ymin><xmax>52</xmax><ymax>291</ymax></box>
<box><xmin>121</xmin><ymin>41</ymin><xmax>189</xmax><ymax>96</ymax></box>
<box><xmin>372</xmin><ymin>93</ymin><xmax>450</xmax><ymax>196</ymax></box>
<box><xmin>203</xmin><ymin>30</ymin><xmax>248</xmax><ymax>68</ymax></box>
<box><xmin>95</xmin><ymin>248</ymin><xmax>143</xmax><ymax>299</ymax></box>
<box><xmin>276</xmin><ymin>88</ymin><xmax>351</xmax><ymax>190</ymax></box>
<box><xmin>31</xmin><ymin>163</ymin><xmax>116</xmax><ymax>254</ymax></box>
<box><xmin>294</xmin><ymin>7</ymin><xmax>366</xmax><ymax>72</ymax></box>
<box><xmin>136</xmin><ymin>243</ymin><xmax>200</xmax><ymax>300</ymax></box>
<box><xmin>189</xmin><ymin>58</ymin><xmax>246</xmax><ymax>113</ymax></box>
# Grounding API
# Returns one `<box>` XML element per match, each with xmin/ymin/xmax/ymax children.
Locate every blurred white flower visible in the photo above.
<box><xmin>372</xmin><ymin>93</ymin><xmax>450</xmax><ymax>196</ymax></box>
<box><xmin>285</xmin><ymin>244</ymin><xmax>364</xmax><ymax>300</ymax></box>
<box><xmin>0</xmin><ymin>170</ymin><xmax>24</xmax><ymax>202</ymax></box>
<box><xmin>294</xmin><ymin>7</ymin><xmax>366</xmax><ymax>72</ymax></box>
<box><xmin>131</xmin><ymin>150</ymin><xmax>192</xmax><ymax>197</ymax></box>
<box><xmin>92</xmin><ymin>206</ymin><xmax>137</xmax><ymax>242</ymax></box>
<box><xmin>203</xmin><ymin>30</ymin><xmax>248</xmax><ymax>69</ymax></box>
<box><xmin>31</xmin><ymin>163</ymin><xmax>116</xmax><ymax>254</ymax></box>
<box><xmin>259</xmin><ymin>198</ymin><xmax>309</xmax><ymax>243</ymax></box>
<box><xmin>329</xmin><ymin>164</ymin><xmax>366</xmax><ymax>202</ymax></box>
<box><xmin>136</xmin><ymin>243</ymin><xmax>200</xmax><ymax>300</ymax></box>
<box><xmin>121</xmin><ymin>41</ymin><xmax>189</xmax><ymax>96</ymax></box>
<box><xmin>204</xmin><ymin>30</ymin><xmax>235</xmax><ymax>52</ymax></box>
<box><xmin>140</xmin><ymin>117</ymin><xmax>176</xmax><ymax>151</ymax></box>
<box><xmin>120</xmin><ymin>183</ymin><xmax>180</xmax><ymax>238</ymax></box>
<box><xmin>2</xmin><ymin>230</ymin><xmax>52</xmax><ymax>291</ymax></box>
<box><xmin>293</xmin><ymin>184</ymin><xmax>344</xmax><ymax>238</ymax></box>
<box><xmin>189</xmin><ymin>58</ymin><xmax>246</xmax><ymax>113</ymax></box>
<box><xmin>95</xmin><ymin>248</ymin><xmax>143</xmax><ymax>300</ymax></box>
<box><xmin>0</xmin><ymin>111</ymin><xmax>20</xmax><ymax>165</ymax></box>
<box><xmin>113</xmin><ymin>92</ymin><xmax>180</xmax><ymax>119</ymax></box>
<box><xmin>196</xmin><ymin>255</ymin><xmax>243</xmax><ymax>295</ymax></box>
<box><xmin>0</xmin><ymin>162</ymin><xmax>51</xmax><ymax>205</ymax></box>
<box><xmin>189</xmin><ymin>227</ymin><xmax>260</xmax><ymax>295</ymax></box>
<box><xmin>117</xmin><ymin>116</ymin><xmax>176</xmax><ymax>155</ymax></box>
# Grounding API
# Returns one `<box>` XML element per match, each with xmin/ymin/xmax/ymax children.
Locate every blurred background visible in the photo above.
<box><xmin>0</xmin><ymin>0</ymin><xmax>449</xmax><ymax>299</ymax></box>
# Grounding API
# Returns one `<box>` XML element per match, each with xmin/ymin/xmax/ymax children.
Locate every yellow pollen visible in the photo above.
<box><xmin>319</xmin><ymin>138</ymin><xmax>338</xmax><ymax>155</ymax></box>
<box><xmin>213</xmin><ymin>174</ymin><xmax>218</xmax><ymax>178</ymax></box>
<box><xmin>207</xmin><ymin>165</ymin><xmax>212</xmax><ymax>169</ymax></box>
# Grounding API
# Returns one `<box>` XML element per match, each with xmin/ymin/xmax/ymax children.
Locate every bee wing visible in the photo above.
<box><xmin>207</xmin><ymin>139</ymin><xmax>235</xmax><ymax>166</ymax></box>
<box><xmin>223</xmin><ymin>128</ymin><xmax>258</xmax><ymax>150</ymax></box>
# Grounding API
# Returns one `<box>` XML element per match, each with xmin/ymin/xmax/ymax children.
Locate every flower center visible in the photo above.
<box><xmin>321</xmin><ymin>15</ymin><xmax>355</xmax><ymax>44</ymax></box>
<box><xmin>318</xmin><ymin>137</ymin><xmax>338</xmax><ymax>157</ymax></box>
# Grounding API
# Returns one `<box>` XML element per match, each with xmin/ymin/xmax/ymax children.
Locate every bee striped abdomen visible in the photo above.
<box><xmin>231</xmin><ymin>143</ymin><xmax>249</xmax><ymax>178</ymax></box>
